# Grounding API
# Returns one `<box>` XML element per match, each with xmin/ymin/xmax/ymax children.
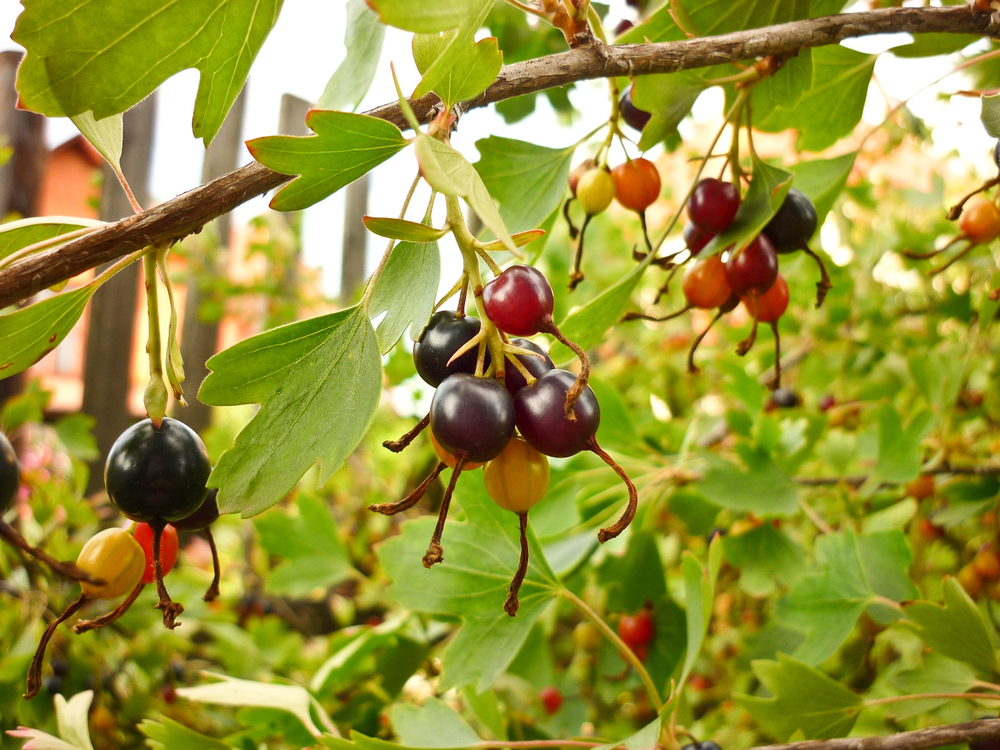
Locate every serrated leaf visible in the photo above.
<box><xmin>549</xmin><ymin>261</ymin><xmax>646</xmax><ymax>363</ymax></box>
<box><xmin>722</xmin><ymin>523</ymin><xmax>806</xmax><ymax>596</ymax></box>
<box><xmin>787</xmin><ymin>152</ymin><xmax>857</xmax><ymax>228</ymax></box>
<box><xmin>703</xmin><ymin>154</ymin><xmax>793</xmax><ymax>256</ymax></box>
<box><xmin>414</xmin><ymin>135</ymin><xmax>515</xmax><ymax>252</ymax></box>
<box><xmin>363</xmin><ymin>217</ymin><xmax>450</xmax><ymax>242</ymax></box>
<box><xmin>752</xmin><ymin>51</ymin><xmax>813</xmax><ymax>119</ymax></box>
<box><xmin>317</xmin><ymin>0</ymin><xmax>387</xmax><ymax>112</ymax></box>
<box><xmin>473</xmin><ymin>136</ymin><xmax>575</xmax><ymax>237</ymax></box>
<box><xmin>680</xmin><ymin>538</ymin><xmax>722</xmax><ymax>684</ymax></box>
<box><xmin>413</xmin><ymin>33</ymin><xmax>502</xmax><ymax>108</ymax></box>
<box><xmin>859</xmin><ymin>403</ymin><xmax>935</xmax><ymax>497</ymax></box>
<box><xmin>368</xmin><ymin>240</ymin><xmax>441</xmax><ymax>353</ymax></box>
<box><xmin>0</xmin><ymin>217</ymin><xmax>102</xmax><ymax>262</ymax></box>
<box><xmin>378</xmin><ymin>473</ymin><xmax>560</xmax><ymax>691</ymax></box>
<box><xmin>903</xmin><ymin>577</ymin><xmax>1000</xmax><ymax>676</ymax></box>
<box><xmin>13</xmin><ymin>0</ymin><xmax>282</xmax><ymax>145</ymax></box>
<box><xmin>631</xmin><ymin>72</ymin><xmax>707</xmax><ymax>150</ymax></box>
<box><xmin>70</xmin><ymin>112</ymin><xmax>122</xmax><ymax>171</ymax></box>
<box><xmin>755</xmin><ymin>46</ymin><xmax>877</xmax><ymax>153</ymax></box>
<box><xmin>390</xmin><ymin>697</ymin><xmax>482</xmax><ymax>748</ymax></box>
<box><xmin>248</xmin><ymin>111</ymin><xmax>408</xmax><ymax>211</ymax></box>
<box><xmin>738</xmin><ymin>653</ymin><xmax>862</xmax><ymax>740</ymax></box>
<box><xmin>199</xmin><ymin>306</ymin><xmax>382</xmax><ymax>517</ymax></box>
<box><xmin>776</xmin><ymin>529</ymin><xmax>917</xmax><ymax>664</ymax></box>
<box><xmin>139</xmin><ymin>718</ymin><xmax>230</xmax><ymax>750</ymax></box>
<box><xmin>254</xmin><ymin>495</ymin><xmax>354</xmax><ymax>596</ymax></box>
<box><xmin>0</xmin><ymin>285</ymin><xmax>96</xmax><ymax>382</ymax></box>
<box><xmin>889</xmin><ymin>653</ymin><xmax>978</xmax><ymax>720</ymax></box>
<box><xmin>699</xmin><ymin>445</ymin><xmax>800</xmax><ymax>516</ymax></box>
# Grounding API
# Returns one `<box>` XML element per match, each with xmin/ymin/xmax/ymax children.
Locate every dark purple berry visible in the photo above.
<box><xmin>504</xmin><ymin>339</ymin><xmax>555</xmax><ymax>395</ymax></box>
<box><xmin>413</xmin><ymin>311</ymin><xmax>489</xmax><ymax>387</ymax></box>
<box><xmin>430</xmin><ymin>375</ymin><xmax>515</xmax><ymax>463</ymax></box>
<box><xmin>769</xmin><ymin>388</ymin><xmax>799</xmax><ymax>409</ymax></box>
<box><xmin>171</xmin><ymin>489</ymin><xmax>220</xmax><ymax>531</ymax></box>
<box><xmin>683</xmin><ymin>222</ymin><xmax>714</xmax><ymax>256</ymax></box>
<box><xmin>688</xmin><ymin>179</ymin><xmax>740</xmax><ymax>233</ymax></box>
<box><xmin>514</xmin><ymin>369</ymin><xmax>600</xmax><ymax>458</ymax></box>
<box><xmin>724</xmin><ymin>235</ymin><xmax>778</xmax><ymax>297</ymax></box>
<box><xmin>0</xmin><ymin>432</ymin><xmax>18</xmax><ymax>513</ymax></box>
<box><xmin>763</xmin><ymin>188</ymin><xmax>818</xmax><ymax>253</ymax></box>
<box><xmin>619</xmin><ymin>86</ymin><xmax>651</xmax><ymax>132</ymax></box>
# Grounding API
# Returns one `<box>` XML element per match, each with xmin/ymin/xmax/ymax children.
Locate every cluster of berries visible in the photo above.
<box><xmin>375</xmin><ymin>265</ymin><xmax>637</xmax><ymax>615</ymax></box>
<box><xmin>4</xmin><ymin>418</ymin><xmax>223</xmax><ymax>699</ymax></box>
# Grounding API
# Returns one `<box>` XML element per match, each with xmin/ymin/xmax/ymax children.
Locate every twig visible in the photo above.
<box><xmin>750</xmin><ymin>718</ymin><xmax>1000</xmax><ymax>750</ymax></box>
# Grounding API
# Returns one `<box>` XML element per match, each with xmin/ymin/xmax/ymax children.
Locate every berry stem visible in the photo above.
<box><xmin>142</xmin><ymin>251</ymin><xmax>168</xmax><ymax>427</ymax></box>
<box><xmin>504</xmin><ymin>511</ymin><xmax>530</xmax><ymax>617</ymax></box>
<box><xmin>370</xmin><ymin>461</ymin><xmax>447</xmax><ymax>515</ymax></box>
<box><xmin>542</xmin><ymin>321</ymin><xmax>591</xmax><ymax>419</ymax></box>
<box><xmin>737</xmin><ymin>294</ymin><xmax>760</xmax><ymax>356</ymax></box>
<box><xmin>802</xmin><ymin>245</ymin><xmax>832</xmax><ymax>307</ymax></box>
<box><xmin>24</xmin><ymin>594</ymin><xmax>88</xmax><ymax>699</ymax></box>
<box><xmin>152</xmin><ymin>522</ymin><xmax>184</xmax><ymax>630</ymax></box>
<box><xmin>621</xmin><ymin>303</ymin><xmax>692</xmax><ymax>324</ymax></box>
<box><xmin>688</xmin><ymin>308</ymin><xmax>726</xmax><ymax>374</ymax></box>
<box><xmin>569</xmin><ymin>214</ymin><xmax>592</xmax><ymax>290</ymax></box>
<box><xmin>639</xmin><ymin>211</ymin><xmax>653</xmax><ymax>253</ymax></box>
<box><xmin>383</xmin><ymin>413</ymin><xmax>431</xmax><ymax>453</ymax></box>
<box><xmin>203</xmin><ymin>527</ymin><xmax>221</xmax><ymax>602</ymax></box>
<box><xmin>0</xmin><ymin>520</ymin><xmax>103</xmax><ymax>584</ymax></box>
<box><xmin>423</xmin><ymin>455</ymin><xmax>468</xmax><ymax>568</ymax></box>
<box><xmin>72</xmin><ymin>582</ymin><xmax>145</xmax><ymax>634</ymax></box>
<box><xmin>155</xmin><ymin>246</ymin><xmax>186</xmax><ymax>404</ymax></box>
<box><xmin>588</xmin><ymin>439</ymin><xmax>638</xmax><ymax>543</ymax></box>
<box><xmin>931</xmin><ymin>242</ymin><xmax>976</xmax><ymax>276</ymax></box>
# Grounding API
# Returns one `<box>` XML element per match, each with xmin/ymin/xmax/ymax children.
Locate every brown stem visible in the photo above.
<box><xmin>0</xmin><ymin>521</ymin><xmax>103</xmax><ymax>585</ymax></box>
<box><xmin>72</xmin><ymin>582</ymin><xmax>144</xmax><ymax>634</ymax></box>
<box><xmin>203</xmin><ymin>527</ymin><xmax>221</xmax><ymax>602</ymax></box>
<box><xmin>370</xmin><ymin>461</ymin><xmax>447</xmax><ymax>515</ymax></box>
<box><xmin>903</xmin><ymin>236</ymin><xmax>963</xmax><ymax>260</ymax></box>
<box><xmin>569</xmin><ymin>215</ymin><xmax>592</xmax><ymax>291</ymax></box>
<box><xmin>801</xmin><ymin>245</ymin><xmax>832</xmax><ymax>308</ymax></box>
<box><xmin>751</xmin><ymin>718</ymin><xmax>1000</xmax><ymax>750</ymax></box>
<box><xmin>931</xmin><ymin>241</ymin><xmax>977</xmax><ymax>276</ymax></box>
<box><xmin>639</xmin><ymin>211</ymin><xmax>653</xmax><ymax>252</ymax></box>
<box><xmin>768</xmin><ymin>321</ymin><xmax>782</xmax><ymax>391</ymax></box>
<box><xmin>947</xmin><ymin>176</ymin><xmax>1000</xmax><ymax>220</ymax></box>
<box><xmin>423</xmin><ymin>455</ymin><xmax>467</xmax><ymax>568</ymax></box>
<box><xmin>687</xmin><ymin>308</ymin><xmax>726</xmax><ymax>374</ymax></box>
<box><xmin>621</xmin><ymin>303</ymin><xmax>692</xmax><ymax>323</ymax></box>
<box><xmin>24</xmin><ymin>594</ymin><xmax>88</xmax><ymax>699</ymax></box>
<box><xmin>383</xmin><ymin>413</ymin><xmax>430</xmax><ymax>453</ymax></box>
<box><xmin>152</xmin><ymin>523</ymin><xmax>183</xmax><ymax>630</ymax></box>
<box><xmin>737</xmin><ymin>293</ymin><xmax>760</xmax><ymax>356</ymax></box>
<box><xmin>653</xmin><ymin>263</ymin><xmax>682</xmax><ymax>305</ymax></box>
<box><xmin>589</xmin><ymin>439</ymin><xmax>638</xmax><ymax>543</ymax></box>
<box><xmin>457</xmin><ymin>281</ymin><xmax>469</xmax><ymax>316</ymax></box>
<box><xmin>564</xmin><ymin>199</ymin><xmax>579</xmax><ymax>240</ymax></box>
<box><xmin>543</xmin><ymin>321</ymin><xmax>591</xmax><ymax>419</ymax></box>
<box><xmin>504</xmin><ymin>512</ymin><xmax>531</xmax><ymax>617</ymax></box>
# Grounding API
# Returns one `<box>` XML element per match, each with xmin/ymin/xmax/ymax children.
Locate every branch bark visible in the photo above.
<box><xmin>0</xmin><ymin>5</ymin><xmax>996</xmax><ymax>308</ymax></box>
<box><xmin>750</xmin><ymin>718</ymin><xmax>1000</xmax><ymax>750</ymax></box>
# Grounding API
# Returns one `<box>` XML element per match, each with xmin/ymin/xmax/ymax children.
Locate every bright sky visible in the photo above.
<box><xmin>0</xmin><ymin>1</ymin><xmax>995</xmax><ymax>298</ymax></box>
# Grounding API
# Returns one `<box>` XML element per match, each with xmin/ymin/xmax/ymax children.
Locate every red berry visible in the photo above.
<box><xmin>133</xmin><ymin>522</ymin><xmax>179</xmax><ymax>585</ymax></box>
<box><xmin>688</xmin><ymin>179</ymin><xmax>740</xmax><ymax>233</ymax></box>
<box><xmin>539</xmin><ymin>686</ymin><xmax>563</xmax><ymax>715</ymax></box>
<box><xmin>618</xmin><ymin>609</ymin><xmax>654</xmax><ymax>649</ymax></box>
<box><xmin>959</xmin><ymin>197</ymin><xmax>1000</xmax><ymax>245</ymax></box>
<box><xmin>482</xmin><ymin>265</ymin><xmax>554</xmax><ymax>336</ymax></box>
<box><xmin>162</xmin><ymin>684</ymin><xmax>177</xmax><ymax>704</ymax></box>
<box><xmin>919</xmin><ymin>518</ymin><xmax>944</xmax><ymax>540</ymax></box>
<box><xmin>725</xmin><ymin>235</ymin><xmax>778</xmax><ymax>297</ymax></box>
<box><xmin>740</xmin><ymin>274</ymin><xmax>788</xmax><ymax>323</ymax></box>
<box><xmin>818</xmin><ymin>394</ymin><xmax>836</xmax><ymax>411</ymax></box>
<box><xmin>612</xmin><ymin>158</ymin><xmax>661</xmax><ymax>213</ymax></box>
<box><xmin>682</xmin><ymin>255</ymin><xmax>732</xmax><ymax>310</ymax></box>
<box><xmin>683</xmin><ymin>222</ymin><xmax>714</xmax><ymax>256</ymax></box>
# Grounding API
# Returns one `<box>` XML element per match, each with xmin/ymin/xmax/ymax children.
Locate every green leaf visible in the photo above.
<box><xmin>199</xmin><ymin>306</ymin><xmax>383</xmax><ymax>517</ymax></box>
<box><xmin>378</xmin><ymin>473</ymin><xmax>560</xmax><ymax>691</ymax></box>
<box><xmin>859</xmin><ymin>403</ymin><xmax>935</xmax><ymax>497</ymax></box>
<box><xmin>596</xmin><ymin>717</ymin><xmax>661</xmax><ymax>750</ymax></box>
<box><xmin>703</xmin><ymin>154</ymin><xmax>793</xmax><ymax>256</ymax></box>
<box><xmin>983</xmin><ymin>93</ymin><xmax>1000</xmax><ymax>139</ymax></box>
<box><xmin>254</xmin><ymin>495</ymin><xmax>355</xmax><ymax>596</ymax></box>
<box><xmin>70</xmin><ymin>112</ymin><xmax>122</xmax><ymax>171</ymax></box>
<box><xmin>599</xmin><ymin>531</ymin><xmax>667</xmax><ymax>613</ymax></box>
<box><xmin>363</xmin><ymin>217</ymin><xmax>450</xmax><ymax>242</ymax></box>
<box><xmin>0</xmin><ymin>217</ymin><xmax>102</xmax><ymax>262</ymax></box>
<box><xmin>787</xmin><ymin>152</ymin><xmax>857</xmax><ymax>228</ymax></box>
<box><xmin>317</xmin><ymin>0</ymin><xmax>387</xmax><ymax>112</ymax></box>
<box><xmin>738</xmin><ymin>653</ymin><xmax>863</xmax><ymax>740</ymax></box>
<box><xmin>13</xmin><ymin>0</ymin><xmax>282</xmax><ymax>145</ymax></box>
<box><xmin>390</xmin><ymin>697</ymin><xmax>483</xmax><ymax>748</ymax></box>
<box><xmin>699</xmin><ymin>445</ymin><xmax>800</xmax><ymax>516</ymax></box>
<box><xmin>631</xmin><ymin>72</ymin><xmax>708</xmax><ymax>150</ymax></box>
<box><xmin>0</xmin><ymin>285</ymin><xmax>96</xmax><ymax>382</ymax></box>
<box><xmin>776</xmin><ymin>529</ymin><xmax>918</xmax><ymax>664</ymax></box>
<box><xmin>473</xmin><ymin>136</ymin><xmax>575</xmax><ymax>236</ymax></box>
<box><xmin>752</xmin><ymin>51</ymin><xmax>813</xmax><ymax>121</ymax></box>
<box><xmin>722</xmin><ymin>524</ymin><xmax>806</xmax><ymax>596</ymax></box>
<box><xmin>680</xmin><ymin>538</ymin><xmax>722</xmax><ymax>684</ymax></box>
<box><xmin>892</xmin><ymin>34</ymin><xmax>982</xmax><ymax>59</ymax></box>
<box><xmin>413</xmin><ymin>33</ymin><xmax>502</xmax><ymax>108</ymax></box>
<box><xmin>549</xmin><ymin>262</ymin><xmax>646</xmax><ymax>363</ymax></box>
<box><xmin>248</xmin><ymin>111</ymin><xmax>409</xmax><ymax>211</ymax></box>
<box><xmin>415</xmin><ymin>135</ymin><xmax>515</xmax><ymax>252</ymax></box>
<box><xmin>368</xmin><ymin>240</ymin><xmax>441</xmax><ymax>354</ymax></box>
<box><xmin>889</xmin><ymin>652</ymin><xmax>977</xmax><ymax>720</ymax></box>
<box><xmin>755</xmin><ymin>46</ymin><xmax>877</xmax><ymax>153</ymax></box>
<box><xmin>139</xmin><ymin>718</ymin><xmax>230</xmax><ymax>750</ymax></box>
<box><xmin>902</xmin><ymin>577</ymin><xmax>1000</xmax><ymax>676</ymax></box>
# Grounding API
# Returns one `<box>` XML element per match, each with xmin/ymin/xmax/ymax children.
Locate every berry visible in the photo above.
<box><xmin>741</xmin><ymin>274</ymin><xmax>789</xmax><ymax>323</ymax></box>
<box><xmin>539</xmin><ymin>686</ymin><xmax>563</xmax><ymax>715</ymax></box>
<box><xmin>619</xmin><ymin>86</ymin><xmax>650</xmax><ymax>131</ymax></box>
<box><xmin>503</xmin><ymin>339</ymin><xmax>554</xmax><ymax>395</ymax></box>
<box><xmin>682</xmin><ymin>742</ymin><xmax>724</xmax><ymax>750</ymax></box>
<box><xmin>688</xmin><ymin>179</ymin><xmax>740</xmax><ymax>233</ymax></box>
<box><xmin>430</xmin><ymin>430</ymin><xmax>484</xmax><ymax>470</ymax></box>
<box><xmin>413</xmin><ymin>311</ymin><xmax>488</xmax><ymax>387</ymax></box>
<box><xmin>483</xmin><ymin>265</ymin><xmax>554</xmax><ymax>336</ymax></box>
<box><xmin>973</xmin><ymin>547</ymin><xmax>1000</xmax><ymax>581</ymax></box>
<box><xmin>683</xmin><ymin>255</ymin><xmax>733</xmax><ymax>310</ymax></box>
<box><xmin>994</xmin><ymin>140</ymin><xmax>1000</xmax><ymax>172</ymax></box>
<box><xmin>769</xmin><ymin>388</ymin><xmax>799</xmax><ymax>409</ymax></box>
<box><xmin>918</xmin><ymin>518</ymin><xmax>944</xmax><ymax>540</ymax></box>
<box><xmin>484</xmin><ymin>437</ymin><xmax>550</xmax><ymax>513</ymax></box>
<box><xmin>77</xmin><ymin>528</ymin><xmax>146</xmax><ymax>600</ymax></box>
<box><xmin>514</xmin><ymin>369</ymin><xmax>600</xmax><ymax>458</ymax></box>
<box><xmin>612</xmin><ymin>158</ymin><xmax>661</xmax><ymax>213</ymax></box>
<box><xmin>683</xmin><ymin>222</ymin><xmax>714</xmax><ymax>256</ymax></box>
<box><xmin>819</xmin><ymin>394</ymin><xmax>836</xmax><ymax>412</ymax></box>
<box><xmin>959</xmin><ymin>197</ymin><xmax>1000</xmax><ymax>245</ymax></box>
<box><xmin>614</xmin><ymin>19</ymin><xmax>634</xmax><ymax>36</ymax></box>
<box><xmin>105</xmin><ymin>418</ymin><xmax>211</xmax><ymax>524</ymax></box>
<box><xmin>0</xmin><ymin>431</ymin><xmax>18</xmax><ymax>513</ymax></box>
<box><xmin>569</xmin><ymin>159</ymin><xmax>597</xmax><ymax>196</ymax></box>
<box><xmin>958</xmin><ymin>565</ymin><xmax>983</xmax><ymax>597</ymax></box>
<box><xmin>162</xmin><ymin>684</ymin><xmax>177</xmax><ymax>704</ymax></box>
<box><xmin>172</xmin><ymin>489</ymin><xmax>220</xmax><ymax>531</ymax></box>
<box><xmin>134</xmin><ymin>522</ymin><xmax>179</xmax><ymax>585</ymax></box>
<box><xmin>617</xmin><ymin>609</ymin><xmax>654</xmax><ymax>650</ymax></box>
<box><xmin>763</xmin><ymin>189</ymin><xmax>818</xmax><ymax>253</ymax></box>
<box><xmin>905</xmin><ymin>474</ymin><xmax>935</xmax><ymax>500</ymax></box>
<box><xmin>725</xmin><ymin>235</ymin><xmax>778</xmax><ymax>297</ymax></box>
<box><xmin>430</xmin><ymin>375</ymin><xmax>515</xmax><ymax>463</ymax></box>
<box><xmin>576</xmin><ymin>168</ymin><xmax>616</xmax><ymax>216</ymax></box>
<box><xmin>971</xmin><ymin>737</ymin><xmax>1000</xmax><ymax>750</ymax></box>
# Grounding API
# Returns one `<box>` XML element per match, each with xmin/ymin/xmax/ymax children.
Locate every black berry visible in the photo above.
<box><xmin>763</xmin><ymin>188</ymin><xmax>818</xmax><ymax>253</ymax></box>
<box><xmin>171</xmin><ymin>488</ymin><xmax>220</xmax><ymax>531</ymax></box>
<box><xmin>0</xmin><ymin>432</ymin><xmax>19</xmax><ymax>513</ymax></box>
<box><xmin>413</xmin><ymin>311</ymin><xmax>489</xmax><ymax>387</ymax></box>
<box><xmin>504</xmin><ymin>339</ymin><xmax>555</xmax><ymax>395</ymax></box>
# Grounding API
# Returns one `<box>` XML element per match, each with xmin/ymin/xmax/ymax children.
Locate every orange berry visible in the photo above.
<box><xmin>973</xmin><ymin>547</ymin><xmax>1000</xmax><ymax>581</ymax></box>
<box><xmin>959</xmin><ymin>197</ymin><xmax>1000</xmax><ymax>245</ymax></box>
<box><xmin>905</xmin><ymin>474</ymin><xmax>935</xmax><ymax>500</ymax></box>
<box><xmin>611</xmin><ymin>158</ymin><xmax>661</xmax><ymax>213</ymax></box>
<box><xmin>958</xmin><ymin>565</ymin><xmax>984</xmax><ymax>597</ymax></box>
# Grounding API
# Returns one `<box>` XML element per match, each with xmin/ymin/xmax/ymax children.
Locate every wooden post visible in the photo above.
<box><xmin>179</xmin><ymin>88</ymin><xmax>247</xmax><ymax>434</ymax></box>
<box><xmin>340</xmin><ymin>174</ymin><xmax>369</xmax><ymax>306</ymax></box>
<box><xmin>0</xmin><ymin>51</ymin><xmax>47</xmax><ymax>406</ymax></box>
<box><xmin>80</xmin><ymin>93</ymin><xmax>157</xmax><ymax>493</ymax></box>
<box><xmin>273</xmin><ymin>94</ymin><xmax>310</xmax><ymax>322</ymax></box>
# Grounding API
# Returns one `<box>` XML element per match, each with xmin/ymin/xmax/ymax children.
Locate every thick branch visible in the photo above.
<box><xmin>0</xmin><ymin>5</ymin><xmax>996</xmax><ymax>307</ymax></box>
<box><xmin>750</xmin><ymin>718</ymin><xmax>1000</xmax><ymax>750</ymax></box>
